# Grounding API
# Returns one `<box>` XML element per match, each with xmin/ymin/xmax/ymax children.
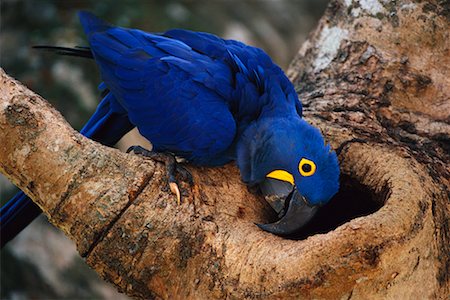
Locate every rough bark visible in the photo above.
<box><xmin>0</xmin><ymin>0</ymin><xmax>448</xmax><ymax>299</ymax></box>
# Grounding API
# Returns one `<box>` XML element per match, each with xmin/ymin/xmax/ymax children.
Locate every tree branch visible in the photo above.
<box><xmin>0</xmin><ymin>0</ymin><xmax>448</xmax><ymax>298</ymax></box>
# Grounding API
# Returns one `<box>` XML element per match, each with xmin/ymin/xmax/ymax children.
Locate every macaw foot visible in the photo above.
<box><xmin>126</xmin><ymin>145</ymin><xmax>193</xmax><ymax>205</ymax></box>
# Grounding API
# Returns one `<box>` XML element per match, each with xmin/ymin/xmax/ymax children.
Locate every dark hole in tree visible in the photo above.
<box><xmin>287</xmin><ymin>174</ymin><xmax>386</xmax><ymax>240</ymax></box>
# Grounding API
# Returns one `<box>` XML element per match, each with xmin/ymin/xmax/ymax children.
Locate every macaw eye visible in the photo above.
<box><xmin>299</xmin><ymin>158</ymin><xmax>316</xmax><ymax>177</ymax></box>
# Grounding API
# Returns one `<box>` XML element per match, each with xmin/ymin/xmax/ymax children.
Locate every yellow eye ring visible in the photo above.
<box><xmin>299</xmin><ymin>158</ymin><xmax>316</xmax><ymax>177</ymax></box>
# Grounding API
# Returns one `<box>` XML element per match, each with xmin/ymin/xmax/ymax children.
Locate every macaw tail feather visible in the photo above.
<box><xmin>0</xmin><ymin>93</ymin><xmax>133</xmax><ymax>248</ymax></box>
<box><xmin>0</xmin><ymin>192</ymin><xmax>41</xmax><ymax>248</ymax></box>
<box><xmin>32</xmin><ymin>10</ymin><xmax>113</xmax><ymax>60</ymax></box>
<box><xmin>80</xmin><ymin>93</ymin><xmax>134</xmax><ymax>146</ymax></box>
<box><xmin>32</xmin><ymin>45</ymin><xmax>93</xmax><ymax>59</ymax></box>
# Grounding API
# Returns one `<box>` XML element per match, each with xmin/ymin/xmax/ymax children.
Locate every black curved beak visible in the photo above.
<box><xmin>257</xmin><ymin>179</ymin><xmax>318</xmax><ymax>236</ymax></box>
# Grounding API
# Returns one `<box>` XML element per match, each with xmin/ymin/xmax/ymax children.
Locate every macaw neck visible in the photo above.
<box><xmin>235</xmin><ymin>115</ymin><xmax>302</xmax><ymax>185</ymax></box>
<box><xmin>230</xmin><ymin>68</ymin><xmax>301</xmax><ymax>132</ymax></box>
<box><xmin>230</xmin><ymin>65</ymin><xmax>302</xmax><ymax>181</ymax></box>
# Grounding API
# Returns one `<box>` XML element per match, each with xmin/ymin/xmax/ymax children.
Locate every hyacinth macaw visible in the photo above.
<box><xmin>0</xmin><ymin>12</ymin><xmax>339</xmax><ymax>247</ymax></box>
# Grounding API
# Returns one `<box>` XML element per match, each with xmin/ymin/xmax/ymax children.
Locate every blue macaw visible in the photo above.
<box><xmin>0</xmin><ymin>12</ymin><xmax>339</xmax><ymax>247</ymax></box>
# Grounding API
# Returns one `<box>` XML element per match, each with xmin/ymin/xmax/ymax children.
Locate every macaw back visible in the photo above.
<box><xmin>79</xmin><ymin>11</ymin><xmax>302</xmax><ymax>165</ymax></box>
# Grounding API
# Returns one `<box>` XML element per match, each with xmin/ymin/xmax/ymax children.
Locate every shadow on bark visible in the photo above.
<box><xmin>292</xmin><ymin>173</ymin><xmax>385</xmax><ymax>240</ymax></box>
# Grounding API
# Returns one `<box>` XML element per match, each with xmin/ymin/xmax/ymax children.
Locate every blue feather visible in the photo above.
<box><xmin>2</xmin><ymin>12</ymin><xmax>339</xmax><ymax>245</ymax></box>
<box><xmin>78</xmin><ymin>11</ymin><xmax>111</xmax><ymax>36</ymax></box>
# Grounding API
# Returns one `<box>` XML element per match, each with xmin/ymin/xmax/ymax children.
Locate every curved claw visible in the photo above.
<box><xmin>169</xmin><ymin>182</ymin><xmax>181</xmax><ymax>205</ymax></box>
<box><xmin>126</xmin><ymin>145</ymin><xmax>152</xmax><ymax>155</ymax></box>
<box><xmin>126</xmin><ymin>146</ymin><xmax>135</xmax><ymax>154</ymax></box>
<box><xmin>257</xmin><ymin>189</ymin><xmax>318</xmax><ymax>236</ymax></box>
<box><xmin>126</xmin><ymin>145</ymin><xmax>193</xmax><ymax>204</ymax></box>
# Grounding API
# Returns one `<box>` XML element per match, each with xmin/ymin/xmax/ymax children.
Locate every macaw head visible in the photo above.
<box><xmin>237</xmin><ymin>116</ymin><xmax>340</xmax><ymax>235</ymax></box>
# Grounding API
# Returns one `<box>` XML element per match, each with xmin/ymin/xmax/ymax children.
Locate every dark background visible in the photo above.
<box><xmin>0</xmin><ymin>0</ymin><xmax>327</xmax><ymax>298</ymax></box>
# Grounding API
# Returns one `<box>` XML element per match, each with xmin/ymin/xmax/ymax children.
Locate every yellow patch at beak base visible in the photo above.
<box><xmin>266</xmin><ymin>170</ymin><xmax>294</xmax><ymax>185</ymax></box>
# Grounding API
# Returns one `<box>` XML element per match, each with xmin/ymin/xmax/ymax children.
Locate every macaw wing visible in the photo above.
<box><xmin>164</xmin><ymin>28</ymin><xmax>303</xmax><ymax>118</ymax></box>
<box><xmin>80</xmin><ymin>12</ymin><xmax>236</xmax><ymax>165</ymax></box>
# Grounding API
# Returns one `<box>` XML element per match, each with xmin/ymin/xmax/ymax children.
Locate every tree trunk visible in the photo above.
<box><xmin>0</xmin><ymin>0</ymin><xmax>448</xmax><ymax>299</ymax></box>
